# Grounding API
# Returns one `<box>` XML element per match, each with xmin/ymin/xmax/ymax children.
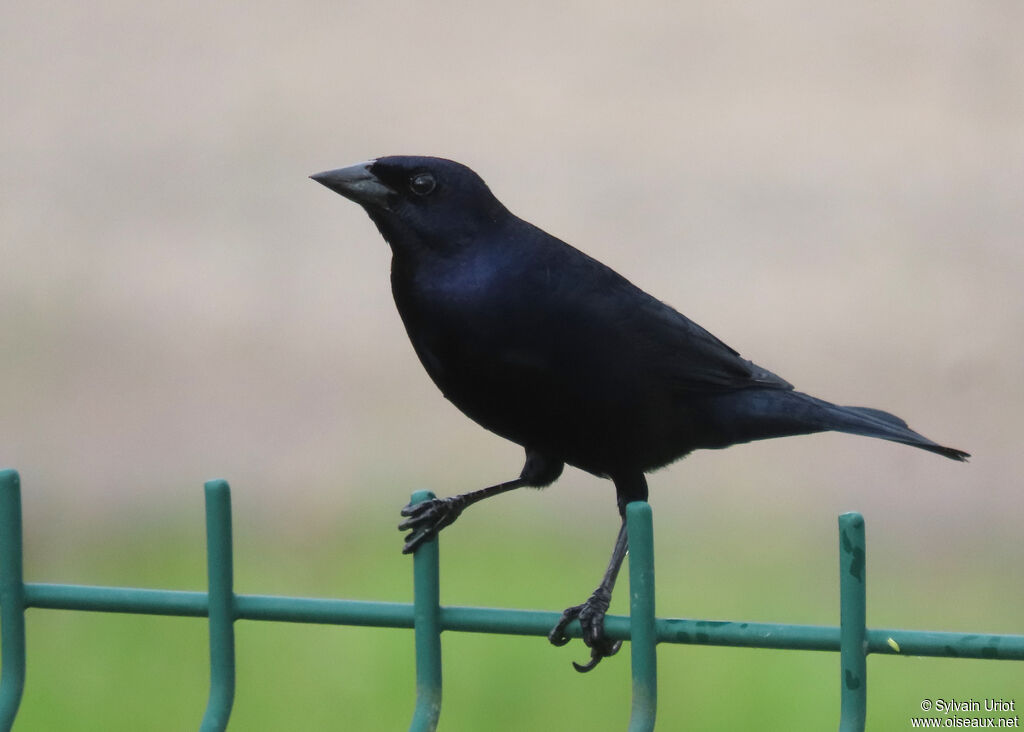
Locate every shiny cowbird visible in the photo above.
<box><xmin>312</xmin><ymin>156</ymin><xmax>968</xmax><ymax>671</ymax></box>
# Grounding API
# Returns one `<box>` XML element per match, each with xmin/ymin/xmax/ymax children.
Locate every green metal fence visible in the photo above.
<box><xmin>1</xmin><ymin>467</ymin><xmax>1022</xmax><ymax>731</ymax></box>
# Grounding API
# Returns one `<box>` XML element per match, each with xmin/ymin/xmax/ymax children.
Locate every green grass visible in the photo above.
<box><xmin>5</xmin><ymin>502</ymin><xmax>1023</xmax><ymax>730</ymax></box>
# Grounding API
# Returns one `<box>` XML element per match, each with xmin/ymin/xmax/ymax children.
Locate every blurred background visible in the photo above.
<box><xmin>2</xmin><ymin>1</ymin><xmax>1022</xmax><ymax>729</ymax></box>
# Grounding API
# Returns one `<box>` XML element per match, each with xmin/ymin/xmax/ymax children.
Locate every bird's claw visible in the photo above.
<box><xmin>547</xmin><ymin>587</ymin><xmax>621</xmax><ymax>672</ymax></box>
<box><xmin>398</xmin><ymin>496</ymin><xmax>466</xmax><ymax>554</ymax></box>
<box><xmin>572</xmin><ymin>641</ymin><xmax>622</xmax><ymax>673</ymax></box>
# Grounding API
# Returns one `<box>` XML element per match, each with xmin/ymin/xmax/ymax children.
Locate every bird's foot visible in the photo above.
<box><xmin>547</xmin><ymin>586</ymin><xmax>622</xmax><ymax>672</ymax></box>
<box><xmin>399</xmin><ymin>495</ymin><xmax>467</xmax><ymax>554</ymax></box>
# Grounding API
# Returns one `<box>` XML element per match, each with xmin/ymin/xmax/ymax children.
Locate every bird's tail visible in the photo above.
<box><xmin>816</xmin><ymin>398</ymin><xmax>969</xmax><ymax>461</ymax></box>
<box><xmin>703</xmin><ymin>389</ymin><xmax>970</xmax><ymax>461</ymax></box>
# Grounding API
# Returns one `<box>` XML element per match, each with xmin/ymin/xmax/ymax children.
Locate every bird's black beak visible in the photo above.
<box><xmin>310</xmin><ymin>161</ymin><xmax>394</xmax><ymax>209</ymax></box>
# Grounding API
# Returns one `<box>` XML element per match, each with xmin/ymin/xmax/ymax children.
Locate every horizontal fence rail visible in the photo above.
<box><xmin>1</xmin><ymin>468</ymin><xmax>1022</xmax><ymax>730</ymax></box>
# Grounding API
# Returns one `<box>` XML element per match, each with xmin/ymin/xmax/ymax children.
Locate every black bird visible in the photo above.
<box><xmin>311</xmin><ymin>156</ymin><xmax>968</xmax><ymax>672</ymax></box>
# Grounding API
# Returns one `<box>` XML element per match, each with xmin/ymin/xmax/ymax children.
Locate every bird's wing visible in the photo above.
<box><xmin>535</xmin><ymin>240</ymin><xmax>793</xmax><ymax>394</ymax></box>
<box><xmin>628</xmin><ymin>292</ymin><xmax>794</xmax><ymax>392</ymax></box>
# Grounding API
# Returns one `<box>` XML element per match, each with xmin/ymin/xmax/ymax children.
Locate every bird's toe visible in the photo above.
<box><xmin>549</xmin><ymin>587</ymin><xmax>619</xmax><ymax>671</ymax></box>
<box><xmin>397</xmin><ymin>496</ymin><xmax>466</xmax><ymax>553</ymax></box>
<box><xmin>547</xmin><ymin>603</ymin><xmax>584</xmax><ymax>647</ymax></box>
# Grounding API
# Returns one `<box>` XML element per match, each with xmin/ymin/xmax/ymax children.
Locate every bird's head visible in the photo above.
<box><xmin>311</xmin><ymin>156</ymin><xmax>509</xmax><ymax>257</ymax></box>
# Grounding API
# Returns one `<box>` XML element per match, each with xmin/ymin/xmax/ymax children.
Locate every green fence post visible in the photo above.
<box><xmin>408</xmin><ymin>491</ymin><xmax>442</xmax><ymax>732</ymax></box>
<box><xmin>626</xmin><ymin>501</ymin><xmax>657</xmax><ymax>732</ymax></box>
<box><xmin>838</xmin><ymin>512</ymin><xmax>867</xmax><ymax>732</ymax></box>
<box><xmin>0</xmin><ymin>470</ymin><xmax>26</xmax><ymax>732</ymax></box>
<box><xmin>200</xmin><ymin>480</ymin><xmax>236</xmax><ymax>732</ymax></box>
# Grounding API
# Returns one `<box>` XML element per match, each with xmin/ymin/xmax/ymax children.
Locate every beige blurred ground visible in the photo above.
<box><xmin>2</xmin><ymin>1</ymin><xmax>1022</xmax><ymax>554</ymax></box>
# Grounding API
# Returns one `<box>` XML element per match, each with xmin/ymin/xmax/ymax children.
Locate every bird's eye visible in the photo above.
<box><xmin>408</xmin><ymin>172</ymin><xmax>436</xmax><ymax>196</ymax></box>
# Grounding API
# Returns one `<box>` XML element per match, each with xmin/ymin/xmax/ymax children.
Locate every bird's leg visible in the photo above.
<box><xmin>548</xmin><ymin>518</ymin><xmax>629</xmax><ymax>672</ymax></box>
<box><xmin>548</xmin><ymin>472</ymin><xmax>647</xmax><ymax>672</ymax></box>
<box><xmin>399</xmin><ymin>449</ymin><xmax>563</xmax><ymax>554</ymax></box>
<box><xmin>399</xmin><ymin>477</ymin><xmax>526</xmax><ymax>554</ymax></box>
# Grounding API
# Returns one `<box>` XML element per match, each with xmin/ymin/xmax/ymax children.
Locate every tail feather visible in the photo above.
<box><xmin>843</xmin><ymin>406</ymin><xmax>909</xmax><ymax>429</ymax></box>
<box><xmin>700</xmin><ymin>389</ymin><xmax>970</xmax><ymax>461</ymax></box>
<box><xmin>813</xmin><ymin>397</ymin><xmax>969</xmax><ymax>461</ymax></box>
